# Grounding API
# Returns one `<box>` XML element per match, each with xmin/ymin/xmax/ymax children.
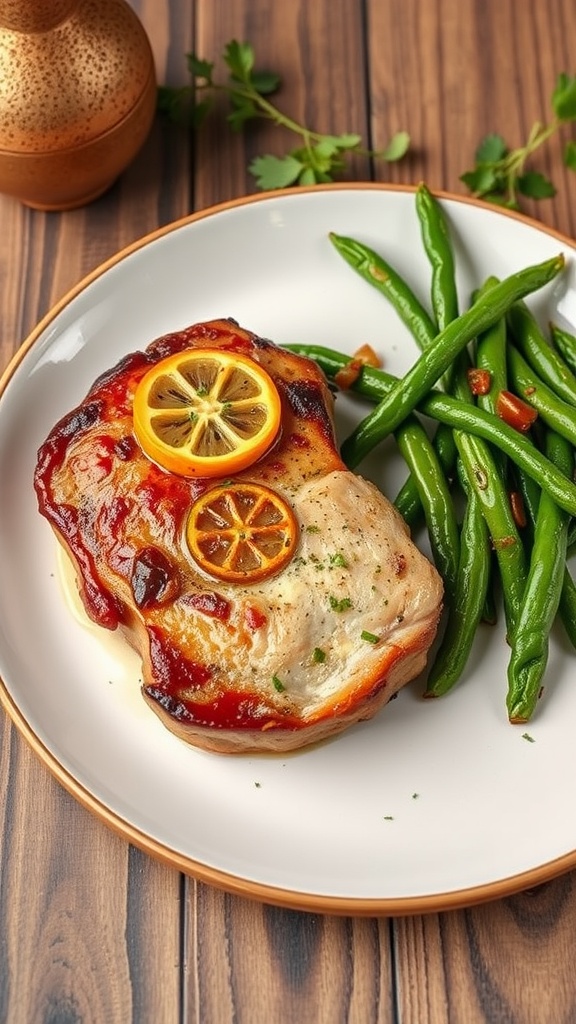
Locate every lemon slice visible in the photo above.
<box><xmin>186</xmin><ymin>482</ymin><xmax>298</xmax><ymax>583</ymax></box>
<box><xmin>133</xmin><ymin>348</ymin><xmax>281</xmax><ymax>477</ymax></box>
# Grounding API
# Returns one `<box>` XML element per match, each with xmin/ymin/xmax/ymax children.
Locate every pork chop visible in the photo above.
<box><xmin>34</xmin><ymin>318</ymin><xmax>443</xmax><ymax>753</ymax></box>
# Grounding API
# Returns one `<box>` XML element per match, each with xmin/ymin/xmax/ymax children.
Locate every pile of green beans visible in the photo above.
<box><xmin>287</xmin><ymin>183</ymin><xmax>576</xmax><ymax>724</ymax></box>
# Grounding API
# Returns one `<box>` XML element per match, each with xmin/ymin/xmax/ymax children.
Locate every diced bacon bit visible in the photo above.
<box><xmin>353</xmin><ymin>343</ymin><xmax>381</xmax><ymax>367</ymax></box>
<box><xmin>467</xmin><ymin>367</ymin><xmax>492</xmax><ymax>396</ymax></box>
<box><xmin>495</xmin><ymin>390</ymin><xmax>538</xmax><ymax>432</ymax></box>
<box><xmin>509</xmin><ymin>491</ymin><xmax>527</xmax><ymax>528</ymax></box>
<box><xmin>334</xmin><ymin>344</ymin><xmax>381</xmax><ymax>390</ymax></box>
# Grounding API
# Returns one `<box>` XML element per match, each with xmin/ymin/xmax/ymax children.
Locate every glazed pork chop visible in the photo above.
<box><xmin>34</xmin><ymin>318</ymin><xmax>443</xmax><ymax>753</ymax></box>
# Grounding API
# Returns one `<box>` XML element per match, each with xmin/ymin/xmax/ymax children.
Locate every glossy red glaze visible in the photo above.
<box><xmin>34</xmin><ymin>318</ymin><xmax>344</xmax><ymax>738</ymax></box>
<box><xmin>244</xmin><ymin>605</ymin><xmax>267</xmax><ymax>631</ymax></box>
<box><xmin>144</xmin><ymin>627</ymin><xmax>298</xmax><ymax>730</ymax></box>
<box><xmin>182</xmin><ymin>591</ymin><xmax>231</xmax><ymax>622</ymax></box>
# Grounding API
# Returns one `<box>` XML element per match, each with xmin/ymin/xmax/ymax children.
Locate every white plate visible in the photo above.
<box><xmin>2</xmin><ymin>184</ymin><xmax>576</xmax><ymax>916</ymax></box>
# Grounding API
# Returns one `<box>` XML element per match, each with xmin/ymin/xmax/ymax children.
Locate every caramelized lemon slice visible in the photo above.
<box><xmin>186</xmin><ymin>482</ymin><xmax>298</xmax><ymax>583</ymax></box>
<box><xmin>133</xmin><ymin>349</ymin><xmax>281</xmax><ymax>477</ymax></box>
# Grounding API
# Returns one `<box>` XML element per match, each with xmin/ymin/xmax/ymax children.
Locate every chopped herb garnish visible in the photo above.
<box><xmin>329</xmin><ymin>595</ymin><xmax>352</xmax><ymax>613</ymax></box>
<box><xmin>412</xmin><ymin>793</ymin><xmax>419</xmax><ymax>800</ymax></box>
<box><xmin>361</xmin><ymin>630</ymin><xmax>379</xmax><ymax>644</ymax></box>
<box><xmin>254</xmin><ymin>782</ymin><xmax>261</xmax><ymax>788</ymax></box>
<box><xmin>329</xmin><ymin>552</ymin><xmax>349</xmax><ymax>568</ymax></box>
<box><xmin>306</xmin><ymin>524</ymin><xmax>320</xmax><ymax>534</ymax></box>
<box><xmin>272</xmin><ymin>675</ymin><xmax>286</xmax><ymax>692</ymax></box>
<box><xmin>312</xmin><ymin>647</ymin><xmax>326</xmax><ymax>664</ymax></box>
<box><xmin>383</xmin><ymin>815</ymin><xmax>394</xmax><ymax>821</ymax></box>
<box><xmin>522</xmin><ymin>732</ymin><xmax>535</xmax><ymax>743</ymax></box>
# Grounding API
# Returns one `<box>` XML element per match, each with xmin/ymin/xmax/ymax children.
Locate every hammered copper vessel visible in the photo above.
<box><xmin>0</xmin><ymin>0</ymin><xmax>157</xmax><ymax>209</ymax></box>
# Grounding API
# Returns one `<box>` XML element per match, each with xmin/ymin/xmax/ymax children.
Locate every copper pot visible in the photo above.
<box><xmin>0</xmin><ymin>0</ymin><xmax>157</xmax><ymax>209</ymax></box>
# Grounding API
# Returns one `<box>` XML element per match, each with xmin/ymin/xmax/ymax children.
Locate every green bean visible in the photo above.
<box><xmin>424</xmin><ymin>479</ymin><xmax>491</xmax><ymax>697</ymax></box>
<box><xmin>506</xmin><ymin>431</ymin><xmax>572</xmax><ymax>723</ymax></box>
<box><xmin>415</xmin><ymin>182</ymin><xmax>459</xmax><ymax>331</ymax></box>
<box><xmin>329</xmin><ymin>232</ymin><xmax>436</xmax><ymax>351</ymax></box>
<box><xmin>507</xmin><ymin>301</ymin><xmax>576</xmax><ymax>407</ymax></box>
<box><xmin>517</xmin><ymin>461</ymin><xmax>576</xmax><ymax>651</ymax></box>
<box><xmin>339</xmin><ymin>253</ymin><xmax>564</xmax><ymax>468</ymax></box>
<box><xmin>507</xmin><ymin>344</ymin><xmax>576</xmax><ymax>448</ymax></box>
<box><xmin>475</xmin><ymin>279</ymin><xmax>507</xmax><ymax>410</ymax></box>
<box><xmin>394</xmin><ymin>419</ymin><xmax>460</xmax><ymax>605</ymax></box>
<box><xmin>290</xmin><ymin>344</ymin><xmax>387</xmax><ymax>400</ymax></box>
<box><xmin>469</xmin><ymin>276</ymin><xmax>507</xmax><ymax>626</ymax></box>
<box><xmin>393</xmin><ymin>425</ymin><xmax>456</xmax><ymax>525</ymax></box>
<box><xmin>558</xmin><ymin>568</ymin><xmax>576</xmax><ymax>650</ymax></box>
<box><xmin>550</xmin><ymin>321</ymin><xmax>576</xmax><ymax>375</ymax></box>
<box><xmin>420</xmin><ymin>392</ymin><xmax>576</xmax><ymax>515</ymax></box>
<box><xmin>402</xmin><ymin>185</ymin><xmax>465</xmax><ymax>485</ymax></box>
<box><xmin>392</xmin><ymin>477</ymin><xmax>424</xmax><ymax>528</ymax></box>
<box><xmin>285</xmin><ymin>343</ymin><xmax>576</xmax><ymax>516</ymax></box>
<box><xmin>454</xmin><ymin>430</ymin><xmax>527</xmax><ymax>634</ymax></box>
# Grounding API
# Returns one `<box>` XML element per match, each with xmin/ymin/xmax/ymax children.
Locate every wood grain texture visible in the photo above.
<box><xmin>393</xmin><ymin>879</ymin><xmax>576</xmax><ymax>1024</ymax></box>
<box><xmin>0</xmin><ymin>3</ymin><xmax>192</xmax><ymax>1022</ymax></box>
<box><xmin>193</xmin><ymin>0</ymin><xmax>371</xmax><ymax>206</ymax></box>
<box><xmin>2</xmin><ymin>1</ymin><xmax>576</xmax><ymax>1022</ymax></box>
<box><xmin>185</xmin><ymin>883</ymin><xmax>397</xmax><ymax>1024</ymax></box>
<box><xmin>367</xmin><ymin>0</ymin><xmax>576</xmax><ymax>236</ymax></box>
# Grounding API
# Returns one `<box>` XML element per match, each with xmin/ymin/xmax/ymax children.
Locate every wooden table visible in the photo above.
<box><xmin>2</xmin><ymin>1</ymin><xmax>576</xmax><ymax>1021</ymax></box>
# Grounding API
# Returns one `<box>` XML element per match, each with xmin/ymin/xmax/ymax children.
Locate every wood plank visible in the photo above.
<box><xmin>368</xmin><ymin>0</ymin><xmax>576</xmax><ymax>236</ymax></box>
<box><xmin>193</xmin><ymin>0</ymin><xmax>372</xmax><ymax>207</ymax></box>
<box><xmin>0</xmin><ymin>729</ymin><xmax>181</xmax><ymax>1023</ymax></box>
<box><xmin>186</xmin><ymin>882</ymin><xmax>397</xmax><ymax>1024</ymax></box>
<box><xmin>394</xmin><ymin>880</ymin><xmax>576</xmax><ymax>1023</ymax></box>
<box><xmin>0</xmin><ymin>2</ymin><xmax>194</xmax><ymax>1021</ymax></box>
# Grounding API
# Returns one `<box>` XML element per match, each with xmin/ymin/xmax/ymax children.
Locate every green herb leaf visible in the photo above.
<box><xmin>250</xmin><ymin>70</ymin><xmax>281</xmax><ymax>95</ymax></box>
<box><xmin>327</xmin><ymin>132</ymin><xmax>362</xmax><ymax>149</ymax></box>
<box><xmin>157</xmin><ymin>40</ymin><xmax>409</xmax><ymax>191</ymax></box>
<box><xmin>517</xmin><ymin>170</ymin><xmax>556</xmax><ymax>199</ymax></box>
<box><xmin>298</xmin><ymin>167</ymin><xmax>318</xmax><ymax>185</ymax></box>
<box><xmin>564</xmin><ymin>139</ymin><xmax>576</xmax><ymax>171</ymax></box>
<box><xmin>463</xmin><ymin>77</ymin><xmax>576</xmax><ymax>209</ymax></box>
<box><xmin>227</xmin><ymin>95</ymin><xmax>259</xmax><ymax>130</ymax></box>
<box><xmin>249</xmin><ymin>154</ymin><xmax>305</xmax><ymax>189</ymax></box>
<box><xmin>381</xmin><ymin>130</ymin><xmax>411</xmax><ymax>161</ymax></box>
<box><xmin>186</xmin><ymin>53</ymin><xmax>214</xmax><ymax>82</ymax></box>
<box><xmin>460</xmin><ymin>165</ymin><xmax>499</xmax><ymax>196</ymax></box>
<box><xmin>312</xmin><ymin>647</ymin><xmax>326</xmax><ymax>664</ymax></box>
<box><xmin>552</xmin><ymin>72</ymin><xmax>576</xmax><ymax>121</ymax></box>
<box><xmin>272</xmin><ymin>675</ymin><xmax>286</xmax><ymax>693</ymax></box>
<box><xmin>475</xmin><ymin>133</ymin><xmax>508</xmax><ymax>163</ymax></box>
<box><xmin>314</xmin><ymin>137</ymin><xmax>341</xmax><ymax>159</ymax></box>
<box><xmin>224</xmin><ymin>39</ymin><xmax>254</xmax><ymax>80</ymax></box>
<box><xmin>156</xmin><ymin>85</ymin><xmax>186</xmax><ymax>120</ymax></box>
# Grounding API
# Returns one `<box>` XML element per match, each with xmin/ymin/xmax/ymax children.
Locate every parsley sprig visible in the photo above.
<box><xmin>461</xmin><ymin>73</ymin><xmax>576</xmax><ymax>208</ymax></box>
<box><xmin>157</xmin><ymin>40</ymin><xmax>410</xmax><ymax>189</ymax></box>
